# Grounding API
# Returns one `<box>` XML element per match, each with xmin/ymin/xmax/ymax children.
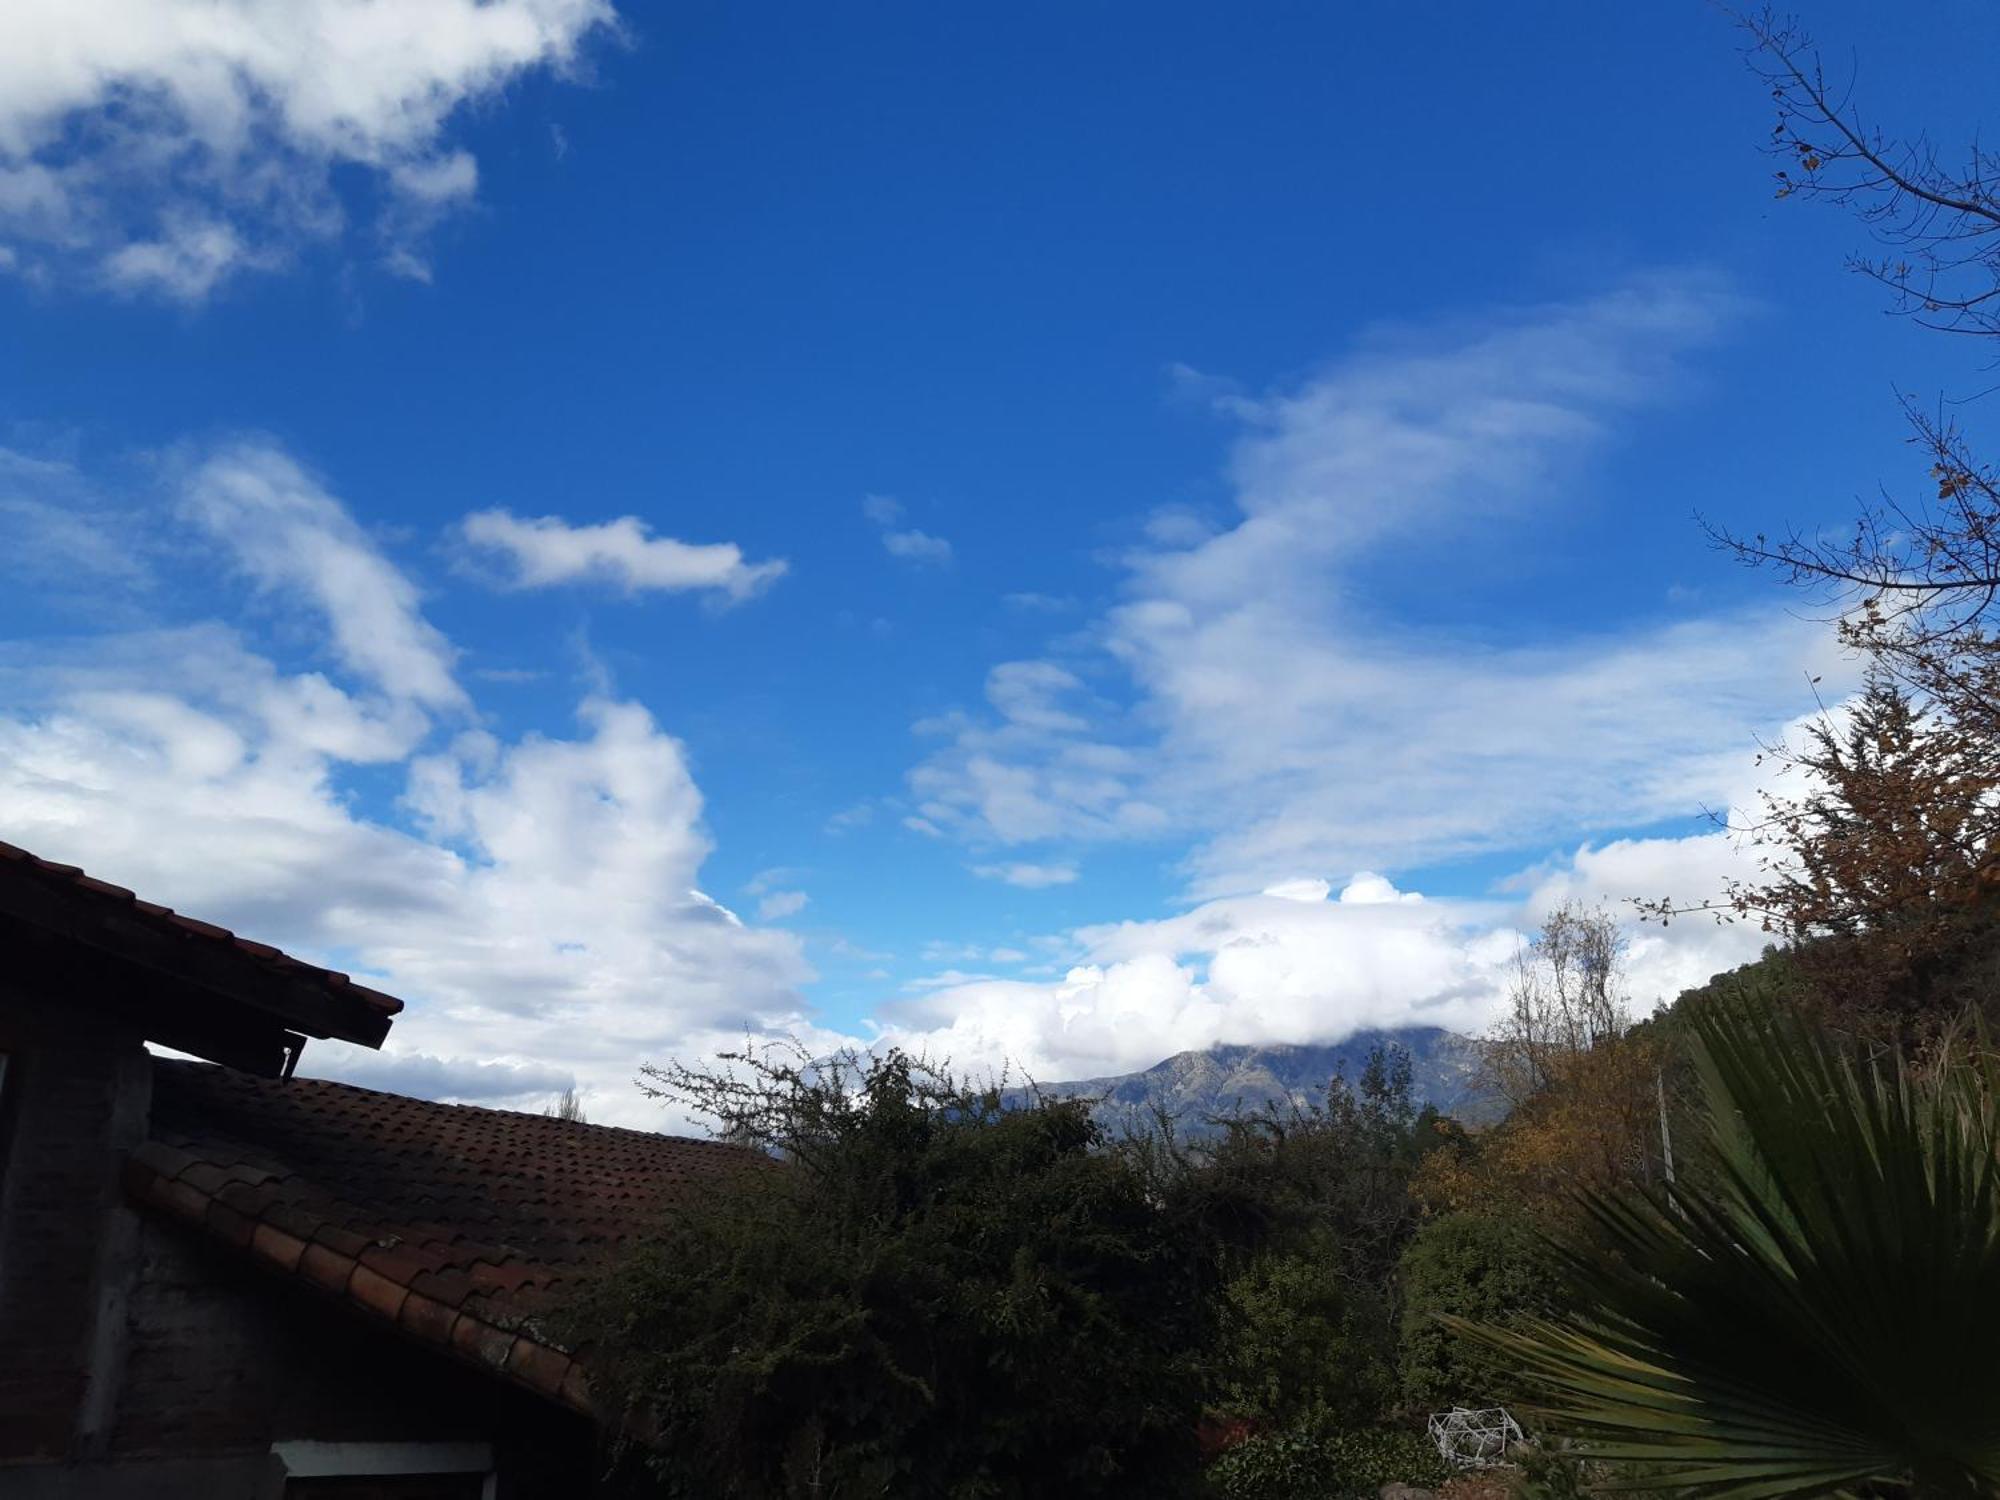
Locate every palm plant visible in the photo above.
<box><xmin>1452</xmin><ymin>998</ymin><xmax>2000</xmax><ymax>1498</ymax></box>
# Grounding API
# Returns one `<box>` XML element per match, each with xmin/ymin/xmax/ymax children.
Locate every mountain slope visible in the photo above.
<box><xmin>1021</xmin><ymin>1027</ymin><xmax>1496</xmax><ymax>1137</ymax></box>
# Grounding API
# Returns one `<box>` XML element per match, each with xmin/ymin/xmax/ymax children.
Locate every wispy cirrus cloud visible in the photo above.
<box><xmin>0</xmin><ymin>0</ymin><xmax>619</xmax><ymax>298</ymax></box>
<box><xmin>906</xmin><ymin>276</ymin><xmax>1850</xmax><ymax>895</ymax></box>
<box><xmin>970</xmin><ymin>860</ymin><xmax>1079</xmax><ymax>889</ymax></box>
<box><xmin>0</xmin><ymin>447</ymin><xmax>149</xmax><ymax>592</ymax></box>
<box><xmin>182</xmin><ymin>441</ymin><xmax>470</xmax><ymax>713</ymax></box>
<box><xmin>460</xmin><ymin>509</ymin><xmax>788</xmax><ymax>603</ymax></box>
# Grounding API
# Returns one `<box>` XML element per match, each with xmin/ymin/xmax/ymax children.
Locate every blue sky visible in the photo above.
<box><xmin>2</xmin><ymin>1</ymin><xmax>1993</xmax><ymax>1122</ymax></box>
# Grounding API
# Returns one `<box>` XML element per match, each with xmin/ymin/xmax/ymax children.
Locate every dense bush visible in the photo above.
<box><xmin>1212</xmin><ymin>1233</ymin><xmax>1395</xmax><ymax>1427</ymax></box>
<box><xmin>1398</xmin><ymin>1211</ymin><xmax>1566</xmax><ymax>1411</ymax></box>
<box><xmin>566</xmin><ymin>1037</ymin><xmax>1516</xmax><ymax>1498</ymax></box>
<box><xmin>567</xmin><ymin>1049</ymin><xmax>1210</xmax><ymax>1499</ymax></box>
<box><xmin>1204</xmin><ymin>1417</ymin><xmax>1448</xmax><ymax>1500</ymax></box>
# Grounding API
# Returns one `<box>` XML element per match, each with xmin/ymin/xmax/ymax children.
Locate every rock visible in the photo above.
<box><xmin>1380</xmin><ymin>1485</ymin><xmax>1437</xmax><ymax>1500</ymax></box>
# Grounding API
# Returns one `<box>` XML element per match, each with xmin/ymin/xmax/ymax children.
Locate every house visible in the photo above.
<box><xmin>0</xmin><ymin>839</ymin><xmax>740</xmax><ymax>1499</ymax></box>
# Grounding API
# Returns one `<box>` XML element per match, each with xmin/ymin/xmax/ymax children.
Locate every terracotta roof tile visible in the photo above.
<box><xmin>400</xmin><ymin>1291</ymin><xmax>460</xmax><ymax>1346</ymax></box>
<box><xmin>250</xmin><ymin>1223</ymin><xmax>309</xmax><ymax>1274</ymax></box>
<box><xmin>129</xmin><ymin>1057</ymin><xmax>761</xmax><ymax>1420</ymax></box>
<box><xmin>300</xmin><ymin>1243</ymin><xmax>359</xmax><ymax>1297</ymax></box>
<box><xmin>453</xmin><ymin>1316</ymin><xmax>520</xmax><ymax>1373</ymax></box>
<box><xmin>205</xmin><ymin>1201</ymin><xmax>257</xmax><ymax>1250</ymax></box>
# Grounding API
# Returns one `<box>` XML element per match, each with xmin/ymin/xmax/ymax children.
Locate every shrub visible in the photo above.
<box><xmin>1205</xmin><ymin>1418</ymin><xmax>1448</xmax><ymax>1500</ymax></box>
<box><xmin>1213</xmin><ymin>1234</ymin><xmax>1396</xmax><ymax>1427</ymax></box>
<box><xmin>566</xmin><ymin>1047</ymin><xmax>1210</xmax><ymax>1499</ymax></box>
<box><xmin>1398</xmin><ymin>1211</ymin><xmax>1565</xmax><ymax>1411</ymax></box>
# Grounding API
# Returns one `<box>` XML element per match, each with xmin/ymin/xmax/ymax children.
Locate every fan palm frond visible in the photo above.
<box><xmin>1451</xmin><ymin>1000</ymin><xmax>2000</xmax><ymax>1498</ymax></box>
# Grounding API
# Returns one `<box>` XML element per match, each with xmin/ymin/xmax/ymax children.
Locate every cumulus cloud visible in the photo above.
<box><xmin>876</xmin><ymin>859</ymin><xmax>1771</xmax><ymax>1084</ymax></box>
<box><xmin>0</xmin><ymin>440</ymin><xmax>813</xmax><ymax>1127</ymax></box>
<box><xmin>315</xmin><ymin>1050</ymin><xmax>577</xmax><ymax>1106</ymax></box>
<box><xmin>907</xmin><ymin>277</ymin><xmax>1854</xmax><ymax>894</ymax></box>
<box><xmin>874</xmin><ymin>874</ymin><xmax>1514</xmax><ymax>1081</ymax></box>
<box><xmin>0</xmin><ymin>0</ymin><xmax>618</xmax><ymax>297</ymax></box>
<box><xmin>460</xmin><ymin>510</ymin><xmax>788</xmax><ymax>603</ymax></box>
<box><xmin>864</xmin><ymin>494</ymin><xmax>953</xmax><ymax>566</ymax></box>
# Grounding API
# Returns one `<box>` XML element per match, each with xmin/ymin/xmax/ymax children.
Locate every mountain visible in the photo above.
<box><xmin>1017</xmin><ymin>1027</ymin><xmax>1498</xmax><ymax>1138</ymax></box>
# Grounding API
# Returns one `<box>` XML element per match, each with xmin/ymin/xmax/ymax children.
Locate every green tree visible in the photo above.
<box><xmin>1454</xmin><ymin>997</ymin><xmax>2000</xmax><ymax>1497</ymax></box>
<box><xmin>568</xmin><ymin>1045</ymin><xmax>1209</xmax><ymax>1499</ymax></box>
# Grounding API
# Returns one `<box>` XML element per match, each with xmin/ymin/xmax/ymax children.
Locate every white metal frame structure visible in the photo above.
<box><xmin>1426</xmin><ymin>1406</ymin><xmax>1524</xmax><ymax>1468</ymax></box>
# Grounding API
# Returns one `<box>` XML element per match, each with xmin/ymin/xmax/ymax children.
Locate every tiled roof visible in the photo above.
<box><xmin>0</xmin><ymin>839</ymin><xmax>401</xmax><ymax>1050</ymax></box>
<box><xmin>127</xmin><ymin>1059</ymin><xmax>758</xmax><ymax>1417</ymax></box>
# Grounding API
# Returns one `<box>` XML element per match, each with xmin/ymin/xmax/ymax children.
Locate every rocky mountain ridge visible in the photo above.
<box><xmin>1019</xmin><ymin>1026</ymin><xmax>1498</xmax><ymax>1137</ymax></box>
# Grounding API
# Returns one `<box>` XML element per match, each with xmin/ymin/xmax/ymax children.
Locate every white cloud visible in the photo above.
<box><xmin>824</xmin><ymin>800</ymin><xmax>875</xmax><ymax>834</ymax></box>
<box><xmin>883</xmin><ymin>529</ymin><xmax>954</xmax><ymax>565</ymax></box>
<box><xmin>0</xmin><ymin>427</ymin><xmax>1801</xmax><ymax>1113</ymax></box>
<box><xmin>982</xmin><ymin>661</ymin><xmax>1090</xmax><ymax>733</ymax></box>
<box><xmin>0</xmin><ymin>277</ymin><xmax>1846</xmax><ymax>1112</ymax></box>
<box><xmin>874</xmin><ymin>860</ymin><xmax>1770</xmax><ymax>1084</ymax></box>
<box><xmin>906</xmin><ymin>278</ymin><xmax>1856</xmax><ymax>895</ymax></box>
<box><xmin>0</xmin><ymin>457</ymin><xmax>147</xmax><ymax>588</ymax></box>
<box><xmin>1003</xmin><ymin>592</ymin><xmax>1075</xmax><ymax>614</ymax></box>
<box><xmin>971</xmin><ymin>861</ymin><xmax>1079</xmax><ymax>889</ymax></box>
<box><xmin>864</xmin><ymin>494</ymin><xmax>953</xmax><ymax>566</ymax></box>
<box><xmin>0</xmin><ymin>0</ymin><xmax>617</xmax><ymax>297</ymax></box>
<box><xmin>181</xmin><ymin>441</ymin><xmax>468</xmax><ymax>712</ymax></box>
<box><xmin>460</xmin><ymin>510</ymin><xmax>788</xmax><ymax>603</ymax></box>
<box><xmin>323</xmin><ymin>1050</ymin><xmax>576</xmax><ymax>1102</ymax></box>
<box><xmin>104</xmin><ymin>218</ymin><xmax>268</xmax><ymax>300</ymax></box>
<box><xmin>758</xmin><ymin>889</ymin><xmax>809</xmax><ymax>921</ymax></box>
<box><xmin>871</xmin><ymin>874</ymin><xmax>1508</xmax><ymax>1081</ymax></box>
<box><xmin>1264</xmin><ymin>876</ymin><xmax>1334</xmax><ymax>902</ymax></box>
<box><xmin>0</xmin><ymin>440</ymin><xmax>814</xmax><ymax>1127</ymax></box>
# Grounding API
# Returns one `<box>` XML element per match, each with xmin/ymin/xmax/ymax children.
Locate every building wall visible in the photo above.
<box><xmin>0</xmin><ymin>996</ymin><xmax>147</xmax><ymax>1466</ymax></box>
<box><xmin>0</xmin><ymin>987</ymin><xmax>601</xmax><ymax>1499</ymax></box>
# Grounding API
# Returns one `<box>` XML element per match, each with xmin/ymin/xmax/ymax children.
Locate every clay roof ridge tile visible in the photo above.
<box><xmin>165</xmin><ymin>912</ymin><xmax>232</xmax><ymax>942</ymax></box>
<box><xmin>73</xmin><ymin>874</ymin><xmax>136</xmax><ymax>901</ymax></box>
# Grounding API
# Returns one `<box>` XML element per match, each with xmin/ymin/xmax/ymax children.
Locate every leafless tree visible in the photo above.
<box><xmin>1651</xmin><ymin>12</ymin><xmax>2000</xmax><ymax>965</ymax></box>
<box><xmin>1704</xmin><ymin>13</ymin><xmax>2000</xmax><ymax>734</ymax></box>
<box><xmin>1484</xmin><ymin>902</ymin><xmax>1629</xmax><ymax>1110</ymax></box>
<box><xmin>1745</xmin><ymin>8</ymin><xmax>2000</xmax><ymax>341</ymax></box>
